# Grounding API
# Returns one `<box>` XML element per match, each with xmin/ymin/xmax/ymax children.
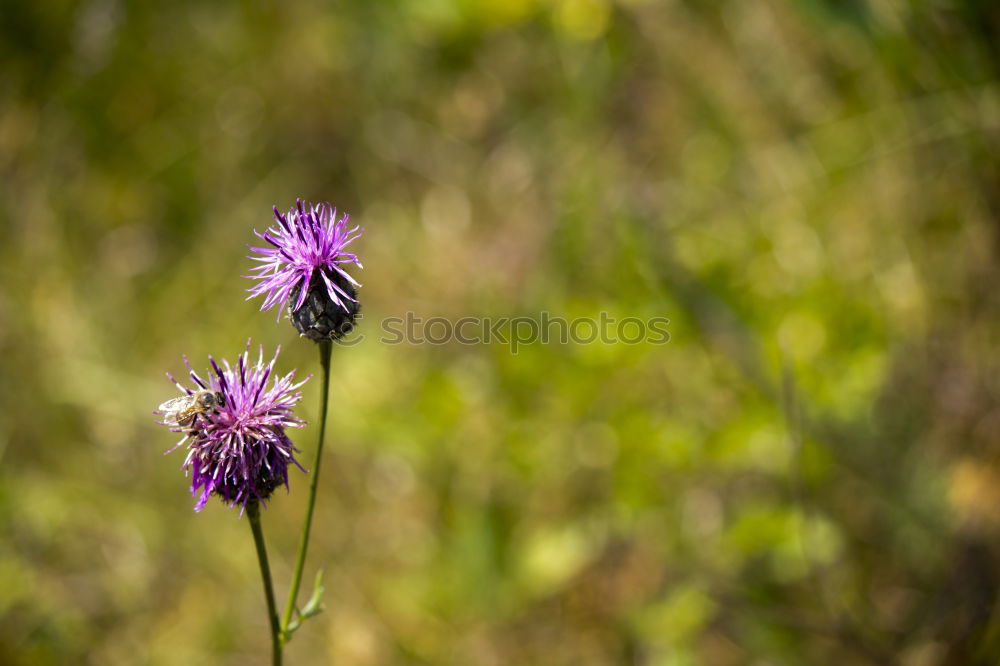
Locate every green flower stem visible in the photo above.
<box><xmin>280</xmin><ymin>339</ymin><xmax>333</xmax><ymax>643</ymax></box>
<box><xmin>247</xmin><ymin>500</ymin><xmax>282</xmax><ymax>666</ymax></box>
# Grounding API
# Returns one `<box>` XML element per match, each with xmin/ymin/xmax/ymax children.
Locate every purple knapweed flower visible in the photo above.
<box><xmin>246</xmin><ymin>200</ymin><xmax>363</xmax><ymax>342</ymax></box>
<box><xmin>155</xmin><ymin>341</ymin><xmax>309</xmax><ymax>512</ymax></box>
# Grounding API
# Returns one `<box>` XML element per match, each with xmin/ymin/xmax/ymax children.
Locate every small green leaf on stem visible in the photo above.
<box><xmin>301</xmin><ymin>568</ymin><xmax>326</xmax><ymax>619</ymax></box>
<box><xmin>284</xmin><ymin>569</ymin><xmax>326</xmax><ymax>641</ymax></box>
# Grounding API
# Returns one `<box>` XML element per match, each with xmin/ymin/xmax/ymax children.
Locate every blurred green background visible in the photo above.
<box><xmin>2</xmin><ymin>0</ymin><xmax>1000</xmax><ymax>664</ymax></box>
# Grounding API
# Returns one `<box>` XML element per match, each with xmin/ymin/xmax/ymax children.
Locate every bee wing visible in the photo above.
<box><xmin>160</xmin><ymin>413</ymin><xmax>184</xmax><ymax>427</ymax></box>
<box><xmin>157</xmin><ymin>395</ymin><xmax>194</xmax><ymax>413</ymax></box>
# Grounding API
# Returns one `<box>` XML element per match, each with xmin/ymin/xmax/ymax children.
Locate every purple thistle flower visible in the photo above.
<box><xmin>246</xmin><ymin>199</ymin><xmax>363</xmax><ymax>342</ymax></box>
<box><xmin>155</xmin><ymin>341</ymin><xmax>310</xmax><ymax>512</ymax></box>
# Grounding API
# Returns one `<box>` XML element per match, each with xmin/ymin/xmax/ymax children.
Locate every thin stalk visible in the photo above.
<box><xmin>247</xmin><ymin>500</ymin><xmax>282</xmax><ymax>666</ymax></box>
<box><xmin>280</xmin><ymin>339</ymin><xmax>333</xmax><ymax>643</ymax></box>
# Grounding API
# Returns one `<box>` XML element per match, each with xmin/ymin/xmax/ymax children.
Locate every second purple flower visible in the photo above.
<box><xmin>245</xmin><ymin>200</ymin><xmax>364</xmax><ymax>342</ymax></box>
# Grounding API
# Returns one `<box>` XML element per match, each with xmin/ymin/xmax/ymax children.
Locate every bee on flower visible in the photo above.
<box><xmin>157</xmin><ymin>389</ymin><xmax>225</xmax><ymax>429</ymax></box>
